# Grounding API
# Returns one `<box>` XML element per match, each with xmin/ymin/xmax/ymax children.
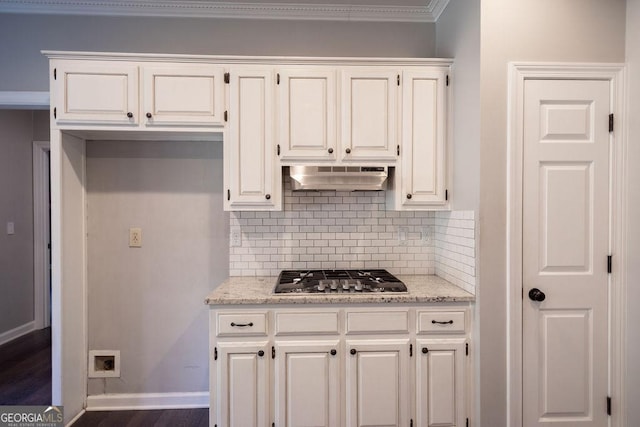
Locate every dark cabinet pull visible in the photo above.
<box><xmin>146</xmin><ymin>112</ymin><xmax>152</xmax><ymax>119</ymax></box>
<box><xmin>265</xmin><ymin>194</ymin><xmax>271</xmax><ymax>200</ymax></box>
<box><xmin>407</xmin><ymin>193</ymin><xmax>412</xmax><ymax>199</ymax></box>
<box><xmin>328</xmin><ymin>148</ymin><xmax>334</xmax><ymax>154</ymax></box>
<box><xmin>127</xmin><ymin>112</ymin><xmax>133</xmax><ymax>118</ymax></box>
<box><xmin>350</xmin><ymin>349</ymin><xmax>357</xmax><ymax>355</ymax></box>
<box><xmin>330</xmin><ymin>349</ymin><xmax>337</xmax><ymax>356</ymax></box>
<box><xmin>422</xmin><ymin>347</ymin><xmax>429</xmax><ymax>354</ymax></box>
<box><xmin>230</xmin><ymin>322</ymin><xmax>253</xmax><ymax>327</ymax></box>
<box><xmin>258</xmin><ymin>350</ymin><xmax>264</xmax><ymax>357</ymax></box>
<box><xmin>345</xmin><ymin>148</ymin><xmax>351</xmax><ymax>154</ymax></box>
<box><xmin>431</xmin><ymin>320</ymin><xmax>454</xmax><ymax>325</ymax></box>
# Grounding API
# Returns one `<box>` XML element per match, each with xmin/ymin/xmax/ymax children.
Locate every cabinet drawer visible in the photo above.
<box><xmin>217</xmin><ymin>312</ymin><xmax>267</xmax><ymax>336</ymax></box>
<box><xmin>417</xmin><ymin>311</ymin><xmax>466</xmax><ymax>334</ymax></box>
<box><xmin>275</xmin><ymin>311</ymin><xmax>339</xmax><ymax>335</ymax></box>
<box><xmin>346</xmin><ymin>311</ymin><xmax>409</xmax><ymax>334</ymax></box>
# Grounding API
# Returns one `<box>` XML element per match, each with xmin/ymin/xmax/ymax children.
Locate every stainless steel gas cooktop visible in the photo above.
<box><xmin>273</xmin><ymin>269</ymin><xmax>407</xmax><ymax>294</ymax></box>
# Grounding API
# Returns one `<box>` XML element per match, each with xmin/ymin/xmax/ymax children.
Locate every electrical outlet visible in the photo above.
<box><xmin>129</xmin><ymin>227</ymin><xmax>142</xmax><ymax>247</ymax></box>
<box><xmin>230</xmin><ymin>229</ymin><xmax>241</xmax><ymax>247</ymax></box>
<box><xmin>398</xmin><ymin>226</ymin><xmax>408</xmax><ymax>246</ymax></box>
<box><xmin>421</xmin><ymin>226</ymin><xmax>433</xmax><ymax>245</ymax></box>
<box><xmin>88</xmin><ymin>350</ymin><xmax>120</xmax><ymax>378</ymax></box>
<box><xmin>6</xmin><ymin>222</ymin><xmax>14</xmax><ymax>235</ymax></box>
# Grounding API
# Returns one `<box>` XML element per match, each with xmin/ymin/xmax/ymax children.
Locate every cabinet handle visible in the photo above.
<box><xmin>328</xmin><ymin>148</ymin><xmax>334</xmax><ymax>154</ymax></box>
<box><xmin>258</xmin><ymin>350</ymin><xmax>264</xmax><ymax>357</ymax></box>
<box><xmin>230</xmin><ymin>322</ymin><xmax>253</xmax><ymax>327</ymax></box>
<box><xmin>127</xmin><ymin>112</ymin><xmax>133</xmax><ymax>118</ymax></box>
<box><xmin>350</xmin><ymin>349</ymin><xmax>357</xmax><ymax>355</ymax></box>
<box><xmin>265</xmin><ymin>194</ymin><xmax>271</xmax><ymax>200</ymax></box>
<box><xmin>330</xmin><ymin>349</ymin><xmax>337</xmax><ymax>356</ymax></box>
<box><xmin>146</xmin><ymin>112</ymin><xmax>152</xmax><ymax>119</ymax></box>
<box><xmin>345</xmin><ymin>148</ymin><xmax>351</xmax><ymax>154</ymax></box>
<box><xmin>422</xmin><ymin>347</ymin><xmax>429</xmax><ymax>354</ymax></box>
<box><xmin>406</xmin><ymin>193</ymin><xmax>412</xmax><ymax>199</ymax></box>
<box><xmin>431</xmin><ymin>320</ymin><xmax>454</xmax><ymax>325</ymax></box>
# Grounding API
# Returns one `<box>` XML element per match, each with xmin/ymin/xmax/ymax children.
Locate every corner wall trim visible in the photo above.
<box><xmin>0</xmin><ymin>321</ymin><xmax>36</xmax><ymax>346</ymax></box>
<box><xmin>0</xmin><ymin>91</ymin><xmax>50</xmax><ymax>109</ymax></box>
<box><xmin>85</xmin><ymin>392</ymin><xmax>209</xmax><ymax>411</ymax></box>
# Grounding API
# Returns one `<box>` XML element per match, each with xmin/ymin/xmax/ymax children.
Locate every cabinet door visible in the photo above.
<box><xmin>277</xmin><ymin>68</ymin><xmax>337</xmax><ymax>161</ymax></box>
<box><xmin>346</xmin><ymin>339</ymin><xmax>410</xmax><ymax>427</ymax></box>
<box><xmin>142</xmin><ymin>65</ymin><xmax>225</xmax><ymax>126</ymax></box>
<box><xmin>53</xmin><ymin>62</ymin><xmax>138</xmax><ymax>125</ymax></box>
<box><xmin>340</xmin><ymin>69</ymin><xmax>399</xmax><ymax>161</ymax></box>
<box><xmin>226</xmin><ymin>67</ymin><xmax>280</xmax><ymax>210</ymax></box>
<box><xmin>416</xmin><ymin>339</ymin><xmax>466</xmax><ymax>427</ymax></box>
<box><xmin>274</xmin><ymin>341</ymin><xmax>340</xmax><ymax>427</ymax></box>
<box><xmin>400</xmin><ymin>69</ymin><xmax>448</xmax><ymax>207</ymax></box>
<box><xmin>213</xmin><ymin>342</ymin><xmax>270</xmax><ymax>427</ymax></box>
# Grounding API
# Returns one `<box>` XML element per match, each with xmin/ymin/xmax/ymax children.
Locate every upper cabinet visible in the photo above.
<box><xmin>340</xmin><ymin>69</ymin><xmax>399</xmax><ymax>162</ymax></box>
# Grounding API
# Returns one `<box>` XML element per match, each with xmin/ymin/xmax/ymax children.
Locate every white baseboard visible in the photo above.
<box><xmin>66</xmin><ymin>409</ymin><xmax>85</xmax><ymax>427</ymax></box>
<box><xmin>0</xmin><ymin>321</ymin><xmax>36</xmax><ymax>346</ymax></box>
<box><xmin>85</xmin><ymin>392</ymin><xmax>209</xmax><ymax>411</ymax></box>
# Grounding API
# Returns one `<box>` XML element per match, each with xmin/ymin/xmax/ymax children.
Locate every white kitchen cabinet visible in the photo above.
<box><xmin>346</xmin><ymin>339</ymin><xmax>411</xmax><ymax>427</ymax></box>
<box><xmin>277</xmin><ymin>67</ymin><xmax>337</xmax><ymax>161</ymax></box>
<box><xmin>340</xmin><ymin>69</ymin><xmax>400</xmax><ymax>162</ymax></box>
<box><xmin>142</xmin><ymin>65</ymin><xmax>225</xmax><ymax>126</ymax></box>
<box><xmin>225</xmin><ymin>67</ymin><xmax>281</xmax><ymax>210</ymax></box>
<box><xmin>416</xmin><ymin>339</ymin><xmax>467</xmax><ymax>427</ymax></box>
<box><xmin>53</xmin><ymin>62</ymin><xmax>139</xmax><ymax>125</ymax></box>
<box><xmin>274</xmin><ymin>341</ymin><xmax>341</xmax><ymax>427</ymax></box>
<box><xmin>213</xmin><ymin>342</ymin><xmax>270</xmax><ymax>427</ymax></box>
<box><xmin>396</xmin><ymin>68</ymin><xmax>449</xmax><ymax>209</ymax></box>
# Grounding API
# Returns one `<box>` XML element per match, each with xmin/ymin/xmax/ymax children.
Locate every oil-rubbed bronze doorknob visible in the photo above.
<box><xmin>528</xmin><ymin>288</ymin><xmax>546</xmax><ymax>302</ymax></box>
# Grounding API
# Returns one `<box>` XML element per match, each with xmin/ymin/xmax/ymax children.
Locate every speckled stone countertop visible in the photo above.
<box><xmin>205</xmin><ymin>275</ymin><xmax>474</xmax><ymax>305</ymax></box>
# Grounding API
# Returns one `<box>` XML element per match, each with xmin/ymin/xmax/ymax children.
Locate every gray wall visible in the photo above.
<box><xmin>0</xmin><ymin>110</ymin><xmax>35</xmax><ymax>336</ymax></box>
<box><xmin>625</xmin><ymin>1</ymin><xmax>640</xmax><ymax>425</ymax></box>
<box><xmin>86</xmin><ymin>140</ymin><xmax>228</xmax><ymax>395</ymax></box>
<box><xmin>0</xmin><ymin>13</ymin><xmax>435</xmax><ymax>91</ymax></box>
<box><xmin>478</xmin><ymin>1</ymin><xmax>627</xmax><ymax>426</ymax></box>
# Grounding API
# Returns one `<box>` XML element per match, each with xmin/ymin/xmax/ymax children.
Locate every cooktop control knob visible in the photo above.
<box><xmin>342</xmin><ymin>281</ymin><xmax>350</xmax><ymax>290</ymax></box>
<box><xmin>330</xmin><ymin>280</ymin><xmax>338</xmax><ymax>290</ymax></box>
<box><xmin>354</xmin><ymin>280</ymin><xmax>363</xmax><ymax>291</ymax></box>
<box><xmin>318</xmin><ymin>282</ymin><xmax>326</xmax><ymax>292</ymax></box>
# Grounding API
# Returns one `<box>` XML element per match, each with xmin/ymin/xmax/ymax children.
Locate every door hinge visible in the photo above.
<box><xmin>466</xmin><ymin>418</ymin><xmax>469</xmax><ymax>427</ymax></box>
<box><xmin>277</xmin><ymin>144</ymin><xmax>281</xmax><ymax>156</ymax></box>
<box><xmin>409</xmin><ymin>344</ymin><xmax>413</xmax><ymax>357</ymax></box>
<box><xmin>53</xmin><ymin>107</ymin><xmax>56</xmax><ymax>119</ymax></box>
<box><xmin>410</xmin><ymin>419</ymin><xmax>413</xmax><ymax>427</ymax></box>
<box><xmin>608</xmin><ymin>255</ymin><xmax>612</xmax><ymax>274</ymax></box>
<box><xmin>466</xmin><ymin>342</ymin><xmax>469</xmax><ymax>356</ymax></box>
<box><xmin>609</xmin><ymin>113</ymin><xmax>614</xmax><ymax>132</ymax></box>
<box><xmin>445</xmin><ymin>189</ymin><xmax>449</xmax><ymax>201</ymax></box>
<box><xmin>272</xmin><ymin>346</ymin><xmax>275</xmax><ymax>359</ymax></box>
<box><xmin>277</xmin><ymin>73</ymin><xmax>280</xmax><ymax>85</ymax></box>
<box><xmin>227</xmin><ymin>189</ymin><xmax>230</xmax><ymax>201</ymax></box>
<box><xmin>272</xmin><ymin>423</ymin><xmax>275</xmax><ymax>427</ymax></box>
<box><xmin>53</xmin><ymin>68</ymin><xmax>56</xmax><ymax>80</ymax></box>
<box><xmin>397</xmin><ymin>74</ymin><xmax>400</xmax><ymax>86</ymax></box>
<box><xmin>446</xmin><ymin>75</ymin><xmax>450</xmax><ymax>86</ymax></box>
<box><xmin>224</xmin><ymin>72</ymin><xmax>230</xmax><ymax>84</ymax></box>
<box><xmin>214</xmin><ymin>347</ymin><xmax>218</xmax><ymax>361</ymax></box>
<box><xmin>397</xmin><ymin>144</ymin><xmax>400</xmax><ymax>156</ymax></box>
<box><xmin>607</xmin><ymin>396</ymin><xmax>612</xmax><ymax>416</ymax></box>
<box><xmin>224</xmin><ymin>110</ymin><xmax>228</xmax><ymax>122</ymax></box>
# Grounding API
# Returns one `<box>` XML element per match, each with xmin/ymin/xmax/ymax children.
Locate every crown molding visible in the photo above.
<box><xmin>0</xmin><ymin>0</ymin><xmax>449</xmax><ymax>22</ymax></box>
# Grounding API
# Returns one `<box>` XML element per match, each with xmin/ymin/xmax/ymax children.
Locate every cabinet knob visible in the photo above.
<box><xmin>328</xmin><ymin>148</ymin><xmax>334</xmax><ymax>154</ymax></box>
<box><xmin>265</xmin><ymin>194</ymin><xmax>271</xmax><ymax>200</ymax></box>
<box><xmin>422</xmin><ymin>347</ymin><xmax>429</xmax><ymax>354</ymax></box>
<box><xmin>146</xmin><ymin>112</ymin><xmax>152</xmax><ymax>119</ymax></box>
<box><xmin>345</xmin><ymin>148</ymin><xmax>351</xmax><ymax>154</ymax></box>
<box><xmin>406</xmin><ymin>193</ymin><xmax>412</xmax><ymax>199</ymax></box>
<box><xmin>330</xmin><ymin>349</ymin><xmax>337</xmax><ymax>356</ymax></box>
<box><xmin>350</xmin><ymin>349</ymin><xmax>357</xmax><ymax>355</ymax></box>
<box><xmin>127</xmin><ymin>112</ymin><xmax>133</xmax><ymax>118</ymax></box>
<box><xmin>258</xmin><ymin>350</ymin><xmax>265</xmax><ymax>357</ymax></box>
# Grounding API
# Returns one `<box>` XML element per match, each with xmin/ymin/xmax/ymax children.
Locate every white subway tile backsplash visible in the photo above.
<box><xmin>229</xmin><ymin>180</ymin><xmax>476</xmax><ymax>294</ymax></box>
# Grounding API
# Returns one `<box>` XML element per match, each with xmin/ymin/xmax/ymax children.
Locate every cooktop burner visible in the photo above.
<box><xmin>274</xmin><ymin>269</ymin><xmax>407</xmax><ymax>294</ymax></box>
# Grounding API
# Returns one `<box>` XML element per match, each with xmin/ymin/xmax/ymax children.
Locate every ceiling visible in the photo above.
<box><xmin>0</xmin><ymin>0</ymin><xmax>449</xmax><ymax>22</ymax></box>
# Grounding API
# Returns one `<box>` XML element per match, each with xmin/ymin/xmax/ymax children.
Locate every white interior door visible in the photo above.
<box><xmin>522</xmin><ymin>79</ymin><xmax>610</xmax><ymax>426</ymax></box>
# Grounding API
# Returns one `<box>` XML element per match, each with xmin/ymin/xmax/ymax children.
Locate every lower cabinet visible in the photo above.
<box><xmin>210</xmin><ymin>306</ymin><xmax>470</xmax><ymax>427</ymax></box>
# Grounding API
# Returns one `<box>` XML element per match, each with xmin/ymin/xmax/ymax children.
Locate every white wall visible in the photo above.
<box><xmin>85</xmin><ymin>140</ymin><xmax>227</xmax><ymax>395</ymax></box>
<box><xmin>625</xmin><ymin>1</ymin><xmax>640</xmax><ymax>425</ymax></box>
<box><xmin>0</xmin><ymin>13</ymin><xmax>436</xmax><ymax>91</ymax></box>
<box><xmin>478</xmin><ymin>1</ymin><xmax>626</xmax><ymax>426</ymax></box>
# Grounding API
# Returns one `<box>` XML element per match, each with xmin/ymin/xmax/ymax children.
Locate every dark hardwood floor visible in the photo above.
<box><xmin>0</xmin><ymin>327</ymin><xmax>52</xmax><ymax>405</ymax></box>
<box><xmin>0</xmin><ymin>328</ymin><xmax>209</xmax><ymax>426</ymax></box>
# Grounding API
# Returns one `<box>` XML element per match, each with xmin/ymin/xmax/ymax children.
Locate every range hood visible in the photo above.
<box><xmin>289</xmin><ymin>165</ymin><xmax>388</xmax><ymax>191</ymax></box>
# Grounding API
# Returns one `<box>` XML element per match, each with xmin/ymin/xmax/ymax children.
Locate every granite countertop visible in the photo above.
<box><xmin>205</xmin><ymin>275</ymin><xmax>474</xmax><ymax>305</ymax></box>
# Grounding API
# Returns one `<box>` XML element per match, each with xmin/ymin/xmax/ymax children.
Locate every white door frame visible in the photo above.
<box><xmin>506</xmin><ymin>63</ymin><xmax>627</xmax><ymax>427</ymax></box>
<box><xmin>33</xmin><ymin>140</ymin><xmax>51</xmax><ymax>330</ymax></box>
